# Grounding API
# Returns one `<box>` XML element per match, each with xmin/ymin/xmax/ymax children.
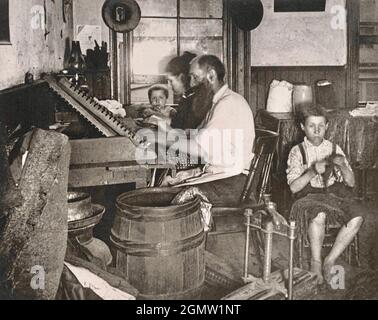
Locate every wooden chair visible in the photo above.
<box><xmin>205</xmin><ymin>129</ymin><xmax>279</xmax><ymax>273</ymax></box>
<box><xmin>208</xmin><ymin>128</ymin><xmax>279</xmax><ymax>236</ymax></box>
<box><xmin>255</xmin><ymin>110</ymin><xmax>294</xmax><ymax>215</ymax></box>
<box><xmin>296</xmin><ymin>212</ymin><xmax>360</xmax><ymax>269</ymax></box>
<box><xmin>153</xmin><ymin>128</ymin><xmax>279</xmax><ymax>237</ymax></box>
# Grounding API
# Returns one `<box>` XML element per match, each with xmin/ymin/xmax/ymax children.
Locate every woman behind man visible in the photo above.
<box><xmin>165</xmin><ymin>51</ymin><xmax>213</xmax><ymax>130</ymax></box>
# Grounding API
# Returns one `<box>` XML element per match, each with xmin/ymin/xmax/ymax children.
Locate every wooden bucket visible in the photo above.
<box><xmin>110</xmin><ymin>187</ymin><xmax>205</xmax><ymax>300</ymax></box>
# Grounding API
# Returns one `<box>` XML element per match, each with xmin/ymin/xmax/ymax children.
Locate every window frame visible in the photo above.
<box><xmin>0</xmin><ymin>0</ymin><xmax>11</xmax><ymax>45</ymax></box>
<box><xmin>126</xmin><ymin>0</ymin><xmax>225</xmax><ymax>104</ymax></box>
<box><xmin>359</xmin><ymin>14</ymin><xmax>378</xmax><ymax>101</ymax></box>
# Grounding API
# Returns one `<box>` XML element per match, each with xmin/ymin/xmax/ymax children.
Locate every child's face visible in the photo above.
<box><xmin>300</xmin><ymin>116</ymin><xmax>328</xmax><ymax>146</ymax></box>
<box><xmin>150</xmin><ymin>90</ymin><xmax>167</xmax><ymax>108</ymax></box>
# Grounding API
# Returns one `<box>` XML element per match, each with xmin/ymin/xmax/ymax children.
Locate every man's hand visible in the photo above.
<box><xmin>314</xmin><ymin>160</ymin><xmax>327</xmax><ymax>175</ymax></box>
<box><xmin>161</xmin><ymin>168</ymin><xmax>202</xmax><ymax>186</ymax></box>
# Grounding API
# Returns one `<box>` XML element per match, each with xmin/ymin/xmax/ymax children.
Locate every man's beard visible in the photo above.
<box><xmin>191</xmin><ymin>79</ymin><xmax>214</xmax><ymax>121</ymax></box>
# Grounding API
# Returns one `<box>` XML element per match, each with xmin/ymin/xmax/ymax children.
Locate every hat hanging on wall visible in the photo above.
<box><xmin>102</xmin><ymin>0</ymin><xmax>141</xmax><ymax>33</ymax></box>
<box><xmin>230</xmin><ymin>0</ymin><xmax>264</xmax><ymax>31</ymax></box>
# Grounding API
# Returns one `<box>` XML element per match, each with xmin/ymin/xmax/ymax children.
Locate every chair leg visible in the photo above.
<box><xmin>251</xmin><ymin>230</ymin><xmax>264</xmax><ymax>275</ymax></box>
<box><xmin>346</xmin><ymin>245</ymin><xmax>352</xmax><ymax>265</ymax></box>
<box><xmin>362</xmin><ymin>169</ymin><xmax>368</xmax><ymax>201</ymax></box>
<box><xmin>258</xmin><ymin>154</ymin><xmax>273</xmax><ymax>202</ymax></box>
<box><xmin>298</xmin><ymin>235</ymin><xmax>304</xmax><ymax>269</ymax></box>
<box><xmin>204</xmin><ymin>231</ymin><xmax>209</xmax><ymax>251</ymax></box>
<box><xmin>354</xmin><ymin>234</ymin><xmax>361</xmax><ymax>267</ymax></box>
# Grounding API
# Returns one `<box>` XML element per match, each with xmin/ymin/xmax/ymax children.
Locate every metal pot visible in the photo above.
<box><xmin>67</xmin><ymin>191</ymin><xmax>93</xmax><ymax>222</ymax></box>
<box><xmin>68</xmin><ymin>204</ymin><xmax>105</xmax><ymax>244</ymax></box>
<box><xmin>67</xmin><ymin>191</ymin><xmax>106</xmax><ymax>244</ymax></box>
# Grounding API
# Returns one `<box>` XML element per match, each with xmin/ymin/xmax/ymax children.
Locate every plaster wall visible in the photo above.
<box><xmin>0</xmin><ymin>0</ymin><xmax>73</xmax><ymax>90</ymax></box>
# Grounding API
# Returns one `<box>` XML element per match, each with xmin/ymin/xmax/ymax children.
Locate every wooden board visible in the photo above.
<box><xmin>68</xmin><ymin>166</ymin><xmax>149</xmax><ymax>188</ymax></box>
<box><xmin>204</xmin><ymin>251</ymin><xmax>243</xmax><ymax>289</ymax></box>
<box><xmin>69</xmin><ymin>137</ymin><xmax>149</xmax><ymax>165</ymax></box>
<box><xmin>70</xmin><ymin>137</ymin><xmax>135</xmax><ymax>164</ymax></box>
<box><xmin>222</xmin><ymin>268</ymin><xmax>319</xmax><ymax>300</ymax></box>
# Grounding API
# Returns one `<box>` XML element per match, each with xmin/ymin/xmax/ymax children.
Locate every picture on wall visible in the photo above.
<box><xmin>0</xmin><ymin>0</ymin><xmax>10</xmax><ymax>44</ymax></box>
<box><xmin>274</xmin><ymin>0</ymin><xmax>326</xmax><ymax>12</ymax></box>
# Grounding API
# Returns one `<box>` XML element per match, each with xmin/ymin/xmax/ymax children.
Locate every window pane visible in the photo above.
<box><xmin>180</xmin><ymin>39</ymin><xmax>223</xmax><ymax>59</ymax></box>
<box><xmin>360</xmin><ymin>45</ymin><xmax>378</xmax><ymax>64</ymax></box>
<box><xmin>132</xmin><ymin>18</ymin><xmax>177</xmax><ymax>81</ymax></box>
<box><xmin>359</xmin><ymin>24</ymin><xmax>378</xmax><ymax>65</ymax></box>
<box><xmin>359</xmin><ymin>80</ymin><xmax>378</xmax><ymax>101</ymax></box>
<box><xmin>180</xmin><ymin>19</ymin><xmax>223</xmax><ymax>37</ymax></box>
<box><xmin>180</xmin><ymin>19</ymin><xmax>223</xmax><ymax>58</ymax></box>
<box><xmin>0</xmin><ymin>0</ymin><xmax>10</xmax><ymax>44</ymax></box>
<box><xmin>134</xmin><ymin>18</ymin><xmax>177</xmax><ymax>37</ymax></box>
<box><xmin>360</xmin><ymin>0</ymin><xmax>378</xmax><ymax>22</ymax></box>
<box><xmin>138</xmin><ymin>0</ymin><xmax>177</xmax><ymax>17</ymax></box>
<box><xmin>180</xmin><ymin>0</ymin><xmax>222</xmax><ymax>18</ymax></box>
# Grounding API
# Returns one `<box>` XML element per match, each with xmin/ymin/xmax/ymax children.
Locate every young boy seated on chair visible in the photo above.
<box><xmin>142</xmin><ymin>85</ymin><xmax>177</xmax><ymax>126</ymax></box>
<box><xmin>286</xmin><ymin>104</ymin><xmax>364</xmax><ymax>285</ymax></box>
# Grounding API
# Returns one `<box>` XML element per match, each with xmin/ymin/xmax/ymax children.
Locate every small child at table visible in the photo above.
<box><xmin>287</xmin><ymin>104</ymin><xmax>364</xmax><ymax>285</ymax></box>
<box><xmin>142</xmin><ymin>85</ymin><xmax>177</xmax><ymax>126</ymax></box>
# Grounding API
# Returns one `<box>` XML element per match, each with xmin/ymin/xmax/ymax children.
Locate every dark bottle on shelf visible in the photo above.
<box><xmin>68</xmin><ymin>41</ymin><xmax>86</xmax><ymax>73</ymax></box>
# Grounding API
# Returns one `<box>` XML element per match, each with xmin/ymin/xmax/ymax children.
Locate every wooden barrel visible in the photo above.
<box><xmin>110</xmin><ymin>187</ymin><xmax>205</xmax><ymax>300</ymax></box>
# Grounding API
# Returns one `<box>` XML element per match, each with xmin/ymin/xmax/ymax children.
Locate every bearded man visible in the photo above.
<box><xmin>162</xmin><ymin>55</ymin><xmax>256</xmax><ymax>206</ymax></box>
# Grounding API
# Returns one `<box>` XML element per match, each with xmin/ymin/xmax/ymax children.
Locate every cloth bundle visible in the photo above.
<box><xmin>290</xmin><ymin>193</ymin><xmax>346</xmax><ymax>239</ymax></box>
<box><xmin>93</xmin><ymin>98</ymin><xmax>126</xmax><ymax>117</ymax></box>
<box><xmin>171</xmin><ymin>187</ymin><xmax>213</xmax><ymax>232</ymax></box>
<box><xmin>349</xmin><ymin>102</ymin><xmax>378</xmax><ymax>117</ymax></box>
<box><xmin>290</xmin><ymin>183</ymin><xmax>365</xmax><ymax>239</ymax></box>
<box><xmin>61</xmin><ymin>262</ymin><xmax>135</xmax><ymax>300</ymax></box>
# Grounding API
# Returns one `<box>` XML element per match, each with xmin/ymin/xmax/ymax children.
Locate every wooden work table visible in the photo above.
<box><xmin>68</xmin><ymin>136</ymin><xmax>176</xmax><ymax>188</ymax></box>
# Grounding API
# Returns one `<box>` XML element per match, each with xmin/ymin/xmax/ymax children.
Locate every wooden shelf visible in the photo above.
<box><xmin>0</xmin><ymin>79</ymin><xmax>46</xmax><ymax>96</ymax></box>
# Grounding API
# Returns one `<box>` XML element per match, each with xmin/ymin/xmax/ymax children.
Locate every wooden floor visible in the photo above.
<box><xmin>203</xmin><ymin>197</ymin><xmax>378</xmax><ymax>300</ymax></box>
<box><xmin>87</xmin><ymin>183</ymin><xmax>378</xmax><ymax>300</ymax></box>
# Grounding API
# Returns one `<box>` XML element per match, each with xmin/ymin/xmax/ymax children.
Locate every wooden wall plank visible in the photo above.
<box><xmin>346</xmin><ymin>0</ymin><xmax>360</xmax><ymax>109</ymax></box>
<box><xmin>256</xmin><ymin>68</ymin><xmax>266</xmax><ymax>111</ymax></box>
<box><xmin>325</xmin><ymin>68</ymin><xmax>346</xmax><ymax>108</ymax></box>
<box><xmin>250</xmin><ymin>69</ymin><xmax>258</xmax><ymax>115</ymax></box>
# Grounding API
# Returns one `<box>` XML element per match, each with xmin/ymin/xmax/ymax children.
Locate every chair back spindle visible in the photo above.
<box><xmin>240</xmin><ymin>129</ymin><xmax>279</xmax><ymax>205</ymax></box>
